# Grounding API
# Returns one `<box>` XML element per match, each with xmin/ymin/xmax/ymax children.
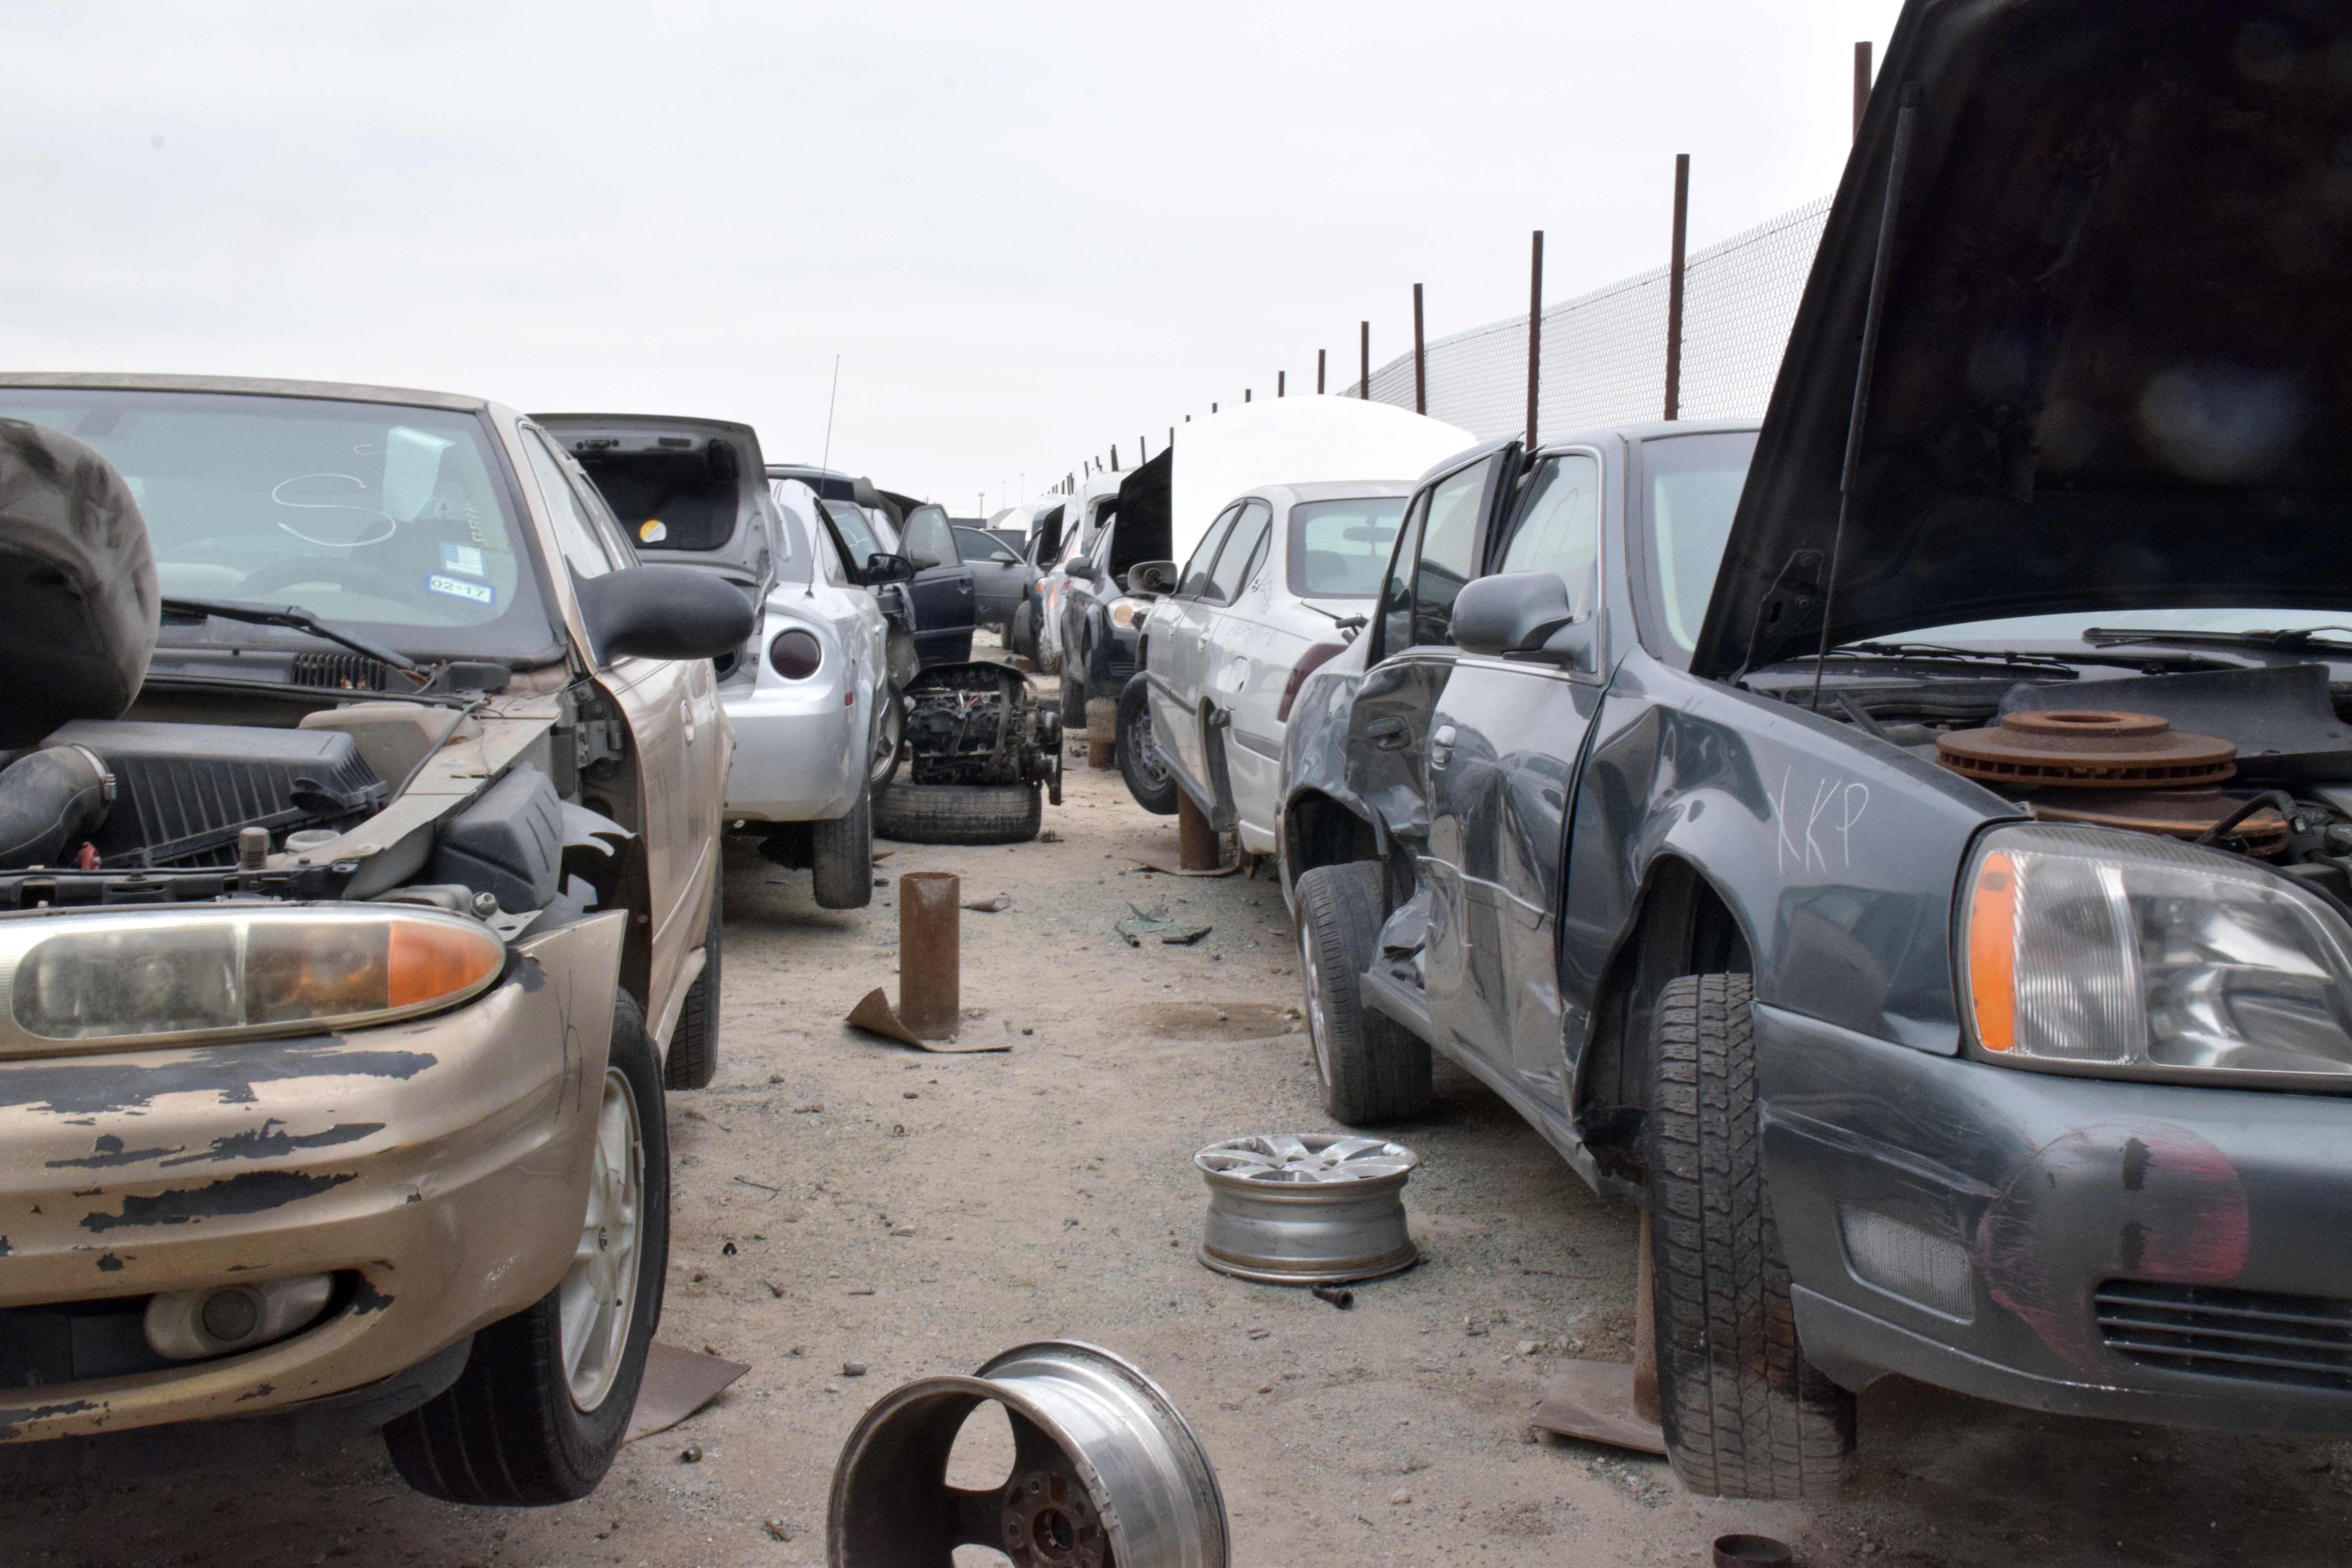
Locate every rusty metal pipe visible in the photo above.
<box><xmin>897</xmin><ymin>871</ymin><xmax>960</xmax><ymax>1040</ymax></box>
<box><xmin>1177</xmin><ymin>791</ymin><xmax>1219</xmax><ymax>871</ymax></box>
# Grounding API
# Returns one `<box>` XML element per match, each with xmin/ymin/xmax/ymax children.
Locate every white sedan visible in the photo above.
<box><xmin>1128</xmin><ymin>481</ymin><xmax>1409</xmax><ymax>853</ymax></box>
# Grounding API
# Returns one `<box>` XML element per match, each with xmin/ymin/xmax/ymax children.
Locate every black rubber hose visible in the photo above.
<box><xmin>0</xmin><ymin>747</ymin><xmax>114</xmax><ymax>869</ymax></box>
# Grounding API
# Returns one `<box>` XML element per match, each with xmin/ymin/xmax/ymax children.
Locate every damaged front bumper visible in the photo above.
<box><xmin>0</xmin><ymin>912</ymin><xmax>624</xmax><ymax>1449</ymax></box>
<box><xmin>1760</xmin><ymin>1004</ymin><xmax>2352</xmax><ymax>1434</ymax></box>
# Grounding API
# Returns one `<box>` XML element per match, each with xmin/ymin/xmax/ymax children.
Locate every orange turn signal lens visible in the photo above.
<box><xmin>1965</xmin><ymin>849</ymin><xmax>2018</xmax><ymax>1052</ymax></box>
<box><xmin>389</xmin><ymin>918</ymin><xmax>506</xmax><ymax>1009</ymax></box>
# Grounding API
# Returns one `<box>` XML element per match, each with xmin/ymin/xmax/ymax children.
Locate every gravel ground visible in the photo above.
<box><xmin>15</xmin><ymin>662</ymin><xmax>2352</xmax><ymax>1567</ymax></box>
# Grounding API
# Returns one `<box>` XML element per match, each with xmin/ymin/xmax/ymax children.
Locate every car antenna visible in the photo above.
<box><xmin>820</xmin><ymin>353</ymin><xmax>842</xmax><ymax>475</ymax></box>
<box><xmin>1809</xmin><ymin>83</ymin><xmax>1920</xmax><ymax>722</ymax></box>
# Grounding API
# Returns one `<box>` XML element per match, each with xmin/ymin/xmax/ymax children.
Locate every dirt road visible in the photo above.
<box><xmin>15</xmin><ymin>701</ymin><xmax>2352</xmax><ymax>1567</ymax></box>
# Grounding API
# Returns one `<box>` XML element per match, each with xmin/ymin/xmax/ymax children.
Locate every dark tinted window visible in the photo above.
<box><xmin>1180</xmin><ymin>505</ymin><xmax>1242</xmax><ymax>597</ymax></box>
<box><xmin>1377</xmin><ymin>491</ymin><xmax>1429</xmax><ymax>658</ymax></box>
<box><xmin>1496</xmin><ymin>454</ymin><xmax>1601</xmax><ymax>616</ymax></box>
<box><xmin>954</xmin><ymin>526</ymin><xmax>1018</xmax><ymax>564</ymax></box>
<box><xmin>1288</xmin><ymin>496</ymin><xmax>1405</xmax><ymax>599</ymax></box>
<box><xmin>1208</xmin><ymin>501</ymin><xmax>1272</xmax><ymax>603</ymax></box>
<box><xmin>1410</xmin><ymin>456</ymin><xmax>1498</xmax><ymax>647</ymax></box>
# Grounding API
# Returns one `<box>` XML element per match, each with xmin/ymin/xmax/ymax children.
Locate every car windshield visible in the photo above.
<box><xmin>0</xmin><ymin>387</ymin><xmax>563</xmax><ymax>663</ymax></box>
<box><xmin>822</xmin><ymin>499</ymin><xmax>891</xmax><ymax>563</ymax></box>
<box><xmin>1289</xmin><ymin>497</ymin><xmax>1406</xmax><ymax>599</ymax></box>
<box><xmin>1640</xmin><ymin>430</ymin><xmax>1758</xmax><ymax>668</ymax></box>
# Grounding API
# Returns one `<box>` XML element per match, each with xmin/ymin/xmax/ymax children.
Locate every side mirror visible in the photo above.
<box><xmin>1125</xmin><ymin>559</ymin><xmax>1178</xmax><ymax>596</ymax></box>
<box><xmin>575</xmin><ymin>564</ymin><xmax>757</xmax><ymax>663</ymax></box>
<box><xmin>864</xmin><ymin>552</ymin><xmax>917</xmax><ymax>583</ymax></box>
<box><xmin>1452</xmin><ymin>571</ymin><xmax>1592</xmax><ymax>667</ymax></box>
<box><xmin>907</xmin><ymin>555</ymin><xmax>942</xmax><ymax>572</ymax></box>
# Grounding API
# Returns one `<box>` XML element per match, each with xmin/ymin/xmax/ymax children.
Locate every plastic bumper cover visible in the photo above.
<box><xmin>720</xmin><ymin>668</ymin><xmax>864</xmax><ymax>822</ymax></box>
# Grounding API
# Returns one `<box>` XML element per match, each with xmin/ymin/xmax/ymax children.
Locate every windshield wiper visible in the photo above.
<box><xmin>1820</xmin><ymin>641</ymin><xmax>2081</xmax><ymax>671</ymax></box>
<box><xmin>2083</xmin><ymin>626</ymin><xmax>2352</xmax><ymax>652</ymax></box>
<box><xmin>160</xmin><ymin>597</ymin><xmax>421</xmax><ymax>673</ymax></box>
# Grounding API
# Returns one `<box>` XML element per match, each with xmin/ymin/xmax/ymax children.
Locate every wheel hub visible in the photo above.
<box><xmin>558</xmin><ymin>1065</ymin><xmax>643</xmax><ymax>1412</ymax></box>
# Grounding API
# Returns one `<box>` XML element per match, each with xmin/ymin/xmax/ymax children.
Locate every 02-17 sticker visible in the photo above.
<box><xmin>425</xmin><ymin>572</ymin><xmax>495</xmax><ymax>607</ymax></box>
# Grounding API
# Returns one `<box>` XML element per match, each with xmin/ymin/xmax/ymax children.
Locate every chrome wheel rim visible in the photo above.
<box><xmin>559</xmin><ymin>1065</ymin><xmax>642</xmax><ymax>1412</ymax></box>
<box><xmin>1300</xmin><ymin>922</ymin><xmax>1333</xmax><ymax>1089</ymax></box>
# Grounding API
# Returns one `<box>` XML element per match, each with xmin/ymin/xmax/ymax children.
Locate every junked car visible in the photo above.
<box><xmin>1037</xmin><ymin>472</ymin><xmax>1122</xmax><ymax>679</ymax></box>
<box><xmin>0</xmin><ymin>374</ymin><xmax>751</xmax><ymax>1503</ymax></box>
<box><xmin>533</xmin><ymin>419</ymin><xmax>884</xmax><ymax>909</ymax></box>
<box><xmin>1279</xmin><ymin>0</ymin><xmax>2352</xmax><ymax>1499</ymax></box>
<box><xmin>953</xmin><ymin>522</ymin><xmax>1038</xmax><ymax>634</ymax></box>
<box><xmin>768</xmin><ymin>464</ymin><xmax>976</xmax><ymax>679</ymax></box>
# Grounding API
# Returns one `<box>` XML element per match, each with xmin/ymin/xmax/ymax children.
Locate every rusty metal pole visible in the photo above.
<box><xmin>1359</xmin><ymin>321</ymin><xmax>1370</xmax><ymax>399</ymax></box>
<box><xmin>1854</xmin><ymin>40</ymin><xmax>1873</xmax><ymax>140</ymax></box>
<box><xmin>1526</xmin><ymin>229</ymin><xmax>1544</xmax><ymax>445</ymax></box>
<box><xmin>897</xmin><ymin>871</ymin><xmax>961</xmax><ymax>1040</ymax></box>
<box><xmin>1412</xmin><ymin>283</ymin><xmax>1428</xmax><ymax>414</ymax></box>
<box><xmin>1664</xmin><ymin>154</ymin><xmax>1690</xmax><ymax>421</ymax></box>
<box><xmin>1318</xmin><ymin>348</ymin><xmax>1327</xmax><ymax>394</ymax></box>
<box><xmin>1278</xmin><ymin>370</ymin><xmax>1285</xmax><ymax>397</ymax></box>
<box><xmin>1177</xmin><ymin>790</ymin><xmax>1219</xmax><ymax>871</ymax></box>
<box><xmin>1632</xmin><ymin>1208</ymin><xmax>1660</xmax><ymax>1424</ymax></box>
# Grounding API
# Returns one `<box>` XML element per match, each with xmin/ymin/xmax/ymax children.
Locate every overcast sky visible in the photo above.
<box><xmin>4</xmin><ymin>1</ymin><xmax>1897</xmax><ymax>513</ymax></box>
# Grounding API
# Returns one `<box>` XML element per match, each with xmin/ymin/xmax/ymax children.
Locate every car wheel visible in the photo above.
<box><xmin>662</xmin><ymin>862</ymin><xmax>722</xmax><ymax>1091</ymax></box>
<box><xmin>869</xmin><ymin>682</ymin><xmax>905</xmax><ymax>792</ymax></box>
<box><xmin>1009</xmin><ymin>599</ymin><xmax>1035</xmax><ymax>662</ymax></box>
<box><xmin>1294</xmin><ymin>861</ymin><xmax>1431</xmax><ymax>1123</ymax></box>
<box><xmin>811</xmin><ymin>782</ymin><xmax>874</xmax><ymax>910</ymax></box>
<box><xmin>1646</xmin><ymin>972</ymin><xmax>1855</xmax><ymax>1499</ymax></box>
<box><xmin>873</xmin><ymin>780</ymin><xmax>1042</xmax><ymax>846</ymax></box>
<box><xmin>1059</xmin><ymin>668</ymin><xmax>1087</xmax><ymax>732</ymax></box>
<box><xmin>1116</xmin><ymin>675</ymin><xmax>1179</xmax><ymax>815</ymax></box>
<box><xmin>383</xmin><ymin>990</ymin><xmax>669</xmax><ymax>1506</ymax></box>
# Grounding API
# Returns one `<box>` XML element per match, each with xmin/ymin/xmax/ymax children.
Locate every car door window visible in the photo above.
<box><xmin>1411</xmin><ymin>459</ymin><xmax>1497</xmax><ymax>646</ymax></box>
<box><xmin>1376</xmin><ymin>491</ymin><xmax>1430</xmax><ymax>658</ymax></box>
<box><xmin>1208</xmin><ymin>501</ymin><xmax>1272</xmax><ymax>604</ymax></box>
<box><xmin>1180</xmin><ymin>506</ymin><xmax>1243</xmax><ymax>597</ymax></box>
<box><xmin>523</xmin><ymin>428</ymin><xmax>619</xmax><ymax>580</ymax></box>
<box><xmin>902</xmin><ymin>505</ymin><xmax>958</xmax><ymax>570</ymax></box>
<box><xmin>1496</xmin><ymin>454</ymin><xmax>1601</xmax><ymax>616</ymax></box>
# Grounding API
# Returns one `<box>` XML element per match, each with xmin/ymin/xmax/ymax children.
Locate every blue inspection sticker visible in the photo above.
<box><xmin>425</xmin><ymin>572</ymin><xmax>495</xmax><ymax>607</ymax></box>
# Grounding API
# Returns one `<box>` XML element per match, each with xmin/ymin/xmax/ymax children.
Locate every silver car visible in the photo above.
<box><xmin>1129</xmin><ymin>483</ymin><xmax>1409</xmax><ymax>852</ymax></box>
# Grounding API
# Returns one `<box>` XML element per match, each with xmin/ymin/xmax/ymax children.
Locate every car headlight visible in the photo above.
<box><xmin>2</xmin><ymin>906</ymin><xmax>505</xmax><ymax>1056</ymax></box>
<box><xmin>1960</xmin><ymin>822</ymin><xmax>2352</xmax><ymax>1082</ymax></box>
<box><xmin>1109</xmin><ymin>597</ymin><xmax>1145</xmax><ymax>630</ymax></box>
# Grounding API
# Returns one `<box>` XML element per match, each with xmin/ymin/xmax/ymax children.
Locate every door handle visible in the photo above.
<box><xmin>1368</xmin><ymin>716</ymin><xmax>1410</xmax><ymax>750</ymax></box>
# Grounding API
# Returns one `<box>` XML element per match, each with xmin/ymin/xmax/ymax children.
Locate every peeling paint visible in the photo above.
<box><xmin>0</xmin><ymin>1397</ymin><xmax>99</xmax><ymax>1441</ymax></box>
<box><xmin>235</xmin><ymin>1383</ymin><xmax>275</xmax><ymax>1402</ymax></box>
<box><xmin>157</xmin><ymin>1119</ymin><xmax>385</xmax><ymax>1167</ymax></box>
<box><xmin>348</xmin><ymin>1276</ymin><xmax>396</xmax><ymax>1316</ymax></box>
<box><xmin>79</xmin><ymin>1171</ymin><xmax>357</xmax><ymax>1232</ymax></box>
<box><xmin>45</xmin><ymin>1134</ymin><xmax>186</xmax><ymax>1169</ymax></box>
<box><xmin>95</xmin><ymin>1252</ymin><xmax>122</xmax><ymax>1272</ymax></box>
<box><xmin>0</xmin><ymin>1041</ymin><xmax>436</xmax><ymax>1118</ymax></box>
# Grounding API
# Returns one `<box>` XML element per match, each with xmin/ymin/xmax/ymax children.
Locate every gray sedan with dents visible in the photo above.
<box><xmin>0</xmin><ymin>373</ymin><xmax>749</xmax><ymax>1504</ymax></box>
<box><xmin>1281</xmin><ymin>0</ymin><xmax>2352</xmax><ymax>1501</ymax></box>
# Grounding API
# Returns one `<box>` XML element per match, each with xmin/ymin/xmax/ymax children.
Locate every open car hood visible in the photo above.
<box><xmin>1692</xmin><ymin>0</ymin><xmax>2352</xmax><ymax>678</ymax></box>
<box><xmin>533</xmin><ymin>413</ymin><xmax>779</xmax><ymax>598</ymax></box>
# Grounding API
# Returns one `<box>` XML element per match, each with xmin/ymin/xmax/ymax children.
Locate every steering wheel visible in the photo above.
<box><xmin>236</xmin><ymin>559</ymin><xmax>350</xmax><ymax>597</ymax></box>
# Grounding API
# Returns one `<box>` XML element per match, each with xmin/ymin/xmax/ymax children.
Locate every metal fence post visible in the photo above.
<box><xmin>1412</xmin><ymin>283</ymin><xmax>1428</xmax><ymax>415</ymax></box>
<box><xmin>1359</xmin><ymin>322</ymin><xmax>1370</xmax><ymax>399</ymax></box>
<box><xmin>1664</xmin><ymin>154</ymin><xmax>1690</xmax><ymax>421</ymax></box>
<box><xmin>1526</xmin><ymin>229</ymin><xmax>1544</xmax><ymax>445</ymax></box>
<box><xmin>897</xmin><ymin>872</ymin><xmax>961</xmax><ymax>1040</ymax></box>
<box><xmin>1854</xmin><ymin>41</ymin><xmax>1873</xmax><ymax>139</ymax></box>
<box><xmin>1278</xmin><ymin>370</ymin><xmax>1286</xmax><ymax>397</ymax></box>
<box><xmin>1318</xmin><ymin>348</ymin><xmax>1327</xmax><ymax>394</ymax></box>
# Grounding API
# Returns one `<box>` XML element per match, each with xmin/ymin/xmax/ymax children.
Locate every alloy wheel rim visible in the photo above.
<box><xmin>559</xmin><ymin>1065</ymin><xmax>643</xmax><ymax>1412</ymax></box>
<box><xmin>1300</xmin><ymin>923</ymin><xmax>1333</xmax><ymax>1087</ymax></box>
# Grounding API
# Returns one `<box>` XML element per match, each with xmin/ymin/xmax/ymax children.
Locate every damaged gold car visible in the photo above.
<box><xmin>0</xmin><ymin>375</ymin><xmax>752</xmax><ymax>1504</ymax></box>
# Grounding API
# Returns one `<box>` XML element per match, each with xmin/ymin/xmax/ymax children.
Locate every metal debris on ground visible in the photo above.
<box><xmin>1193</xmin><ymin>1134</ymin><xmax>1421</xmax><ymax>1286</ymax></box>
<box><xmin>1713</xmin><ymin>1535</ymin><xmax>1793</xmax><ymax>1568</ymax></box>
<box><xmin>1531</xmin><ymin>1361</ymin><xmax>1667</xmax><ymax>1457</ymax></box>
<box><xmin>1310</xmin><ymin>1283</ymin><xmax>1355</xmax><ymax>1310</ymax></box>
<box><xmin>624</xmin><ymin>1344</ymin><xmax>750</xmax><ymax>1443</ymax></box>
<box><xmin>1132</xmin><ymin>860</ymin><xmax>1243</xmax><ymax>878</ymax></box>
<box><xmin>845</xmin><ymin>987</ymin><xmax>1012</xmax><ymax>1053</ymax></box>
<box><xmin>829</xmin><ymin>1341</ymin><xmax>1228</xmax><ymax>1567</ymax></box>
<box><xmin>962</xmin><ymin>892</ymin><xmax>1012</xmax><ymax>911</ymax></box>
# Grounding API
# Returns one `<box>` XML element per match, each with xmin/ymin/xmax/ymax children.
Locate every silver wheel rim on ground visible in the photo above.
<box><xmin>1193</xmin><ymin>1133</ymin><xmax>1421</xmax><ymax>1285</ymax></box>
<box><xmin>559</xmin><ymin>1065</ymin><xmax>642</xmax><ymax>1412</ymax></box>
<box><xmin>829</xmin><ymin>1340</ymin><xmax>1229</xmax><ymax>1568</ymax></box>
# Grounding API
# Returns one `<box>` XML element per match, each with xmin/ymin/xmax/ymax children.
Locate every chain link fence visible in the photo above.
<box><xmin>1345</xmin><ymin>195</ymin><xmax>1833</xmax><ymax>442</ymax></box>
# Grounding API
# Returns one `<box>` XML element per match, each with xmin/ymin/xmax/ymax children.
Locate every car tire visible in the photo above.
<box><xmin>1116</xmin><ymin>675</ymin><xmax>1179</xmax><ymax>816</ymax></box>
<box><xmin>869</xmin><ymin>682</ymin><xmax>904</xmax><ymax>792</ymax></box>
<box><xmin>874</xmin><ymin>780</ymin><xmax>1042</xmax><ymax>846</ymax></box>
<box><xmin>662</xmin><ymin>863</ymin><xmax>722</xmax><ymax>1091</ymax></box>
<box><xmin>1646</xmin><ymin>972</ymin><xmax>1855</xmax><ymax>1499</ymax></box>
<box><xmin>383</xmin><ymin>989</ymin><xmax>670</xmax><ymax>1507</ymax></box>
<box><xmin>1009</xmin><ymin>599</ymin><xmax>1035</xmax><ymax>662</ymax></box>
<box><xmin>811</xmin><ymin>784</ymin><xmax>874</xmax><ymax>910</ymax></box>
<box><xmin>1295</xmin><ymin>861</ymin><xmax>1431</xmax><ymax>1124</ymax></box>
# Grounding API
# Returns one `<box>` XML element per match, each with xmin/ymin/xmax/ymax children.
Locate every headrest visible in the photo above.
<box><xmin>0</xmin><ymin>420</ymin><xmax>159</xmax><ymax>746</ymax></box>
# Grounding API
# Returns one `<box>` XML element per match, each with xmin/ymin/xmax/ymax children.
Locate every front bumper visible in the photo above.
<box><xmin>720</xmin><ymin>669</ymin><xmax>865</xmax><ymax>823</ymax></box>
<box><xmin>0</xmin><ymin>912</ymin><xmax>624</xmax><ymax>1447</ymax></box>
<box><xmin>1759</xmin><ymin>1002</ymin><xmax>2352</xmax><ymax>1434</ymax></box>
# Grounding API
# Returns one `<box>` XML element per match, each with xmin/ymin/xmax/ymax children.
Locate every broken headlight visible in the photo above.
<box><xmin>4</xmin><ymin>906</ymin><xmax>504</xmax><ymax>1054</ymax></box>
<box><xmin>1108</xmin><ymin>596</ymin><xmax>1147</xmax><ymax>630</ymax></box>
<box><xmin>1960</xmin><ymin>822</ymin><xmax>2352</xmax><ymax>1082</ymax></box>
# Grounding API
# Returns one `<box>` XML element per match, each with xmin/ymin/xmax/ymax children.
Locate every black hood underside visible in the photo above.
<box><xmin>1697</xmin><ymin>0</ymin><xmax>2352</xmax><ymax>677</ymax></box>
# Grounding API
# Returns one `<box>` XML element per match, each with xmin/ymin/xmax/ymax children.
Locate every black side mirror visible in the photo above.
<box><xmin>1452</xmin><ymin>571</ymin><xmax>1593</xmax><ymax>668</ymax></box>
<box><xmin>864</xmin><ymin>552</ymin><xmax>917</xmax><ymax>583</ymax></box>
<box><xmin>575</xmin><ymin>564</ymin><xmax>756</xmax><ymax>663</ymax></box>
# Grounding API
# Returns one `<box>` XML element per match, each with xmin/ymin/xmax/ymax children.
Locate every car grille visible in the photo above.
<box><xmin>2096</xmin><ymin>1279</ymin><xmax>2352</xmax><ymax>1391</ymax></box>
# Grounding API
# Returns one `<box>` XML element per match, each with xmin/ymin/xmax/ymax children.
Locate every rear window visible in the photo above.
<box><xmin>1288</xmin><ymin>497</ymin><xmax>1405</xmax><ymax>599</ymax></box>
